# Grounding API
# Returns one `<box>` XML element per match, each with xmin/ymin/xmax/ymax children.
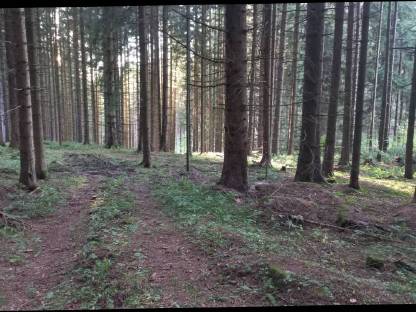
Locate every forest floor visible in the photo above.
<box><xmin>1</xmin><ymin>142</ymin><xmax>416</xmax><ymax>308</ymax></box>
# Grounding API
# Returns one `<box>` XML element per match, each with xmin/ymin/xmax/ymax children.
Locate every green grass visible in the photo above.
<box><xmin>43</xmin><ymin>175</ymin><xmax>159</xmax><ymax>309</ymax></box>
<box><xmin>151</xmin><ymin>176</ymin><xmax>282</xmax><ymax>253</ymax></box>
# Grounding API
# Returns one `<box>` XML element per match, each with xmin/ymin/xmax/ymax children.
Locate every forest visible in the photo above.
<box><xmin>1</xmin><ymin>2</ymin><xmax>416</xmax><ymax>308</ymax></box>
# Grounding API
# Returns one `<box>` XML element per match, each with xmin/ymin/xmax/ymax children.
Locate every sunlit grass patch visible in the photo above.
<box><xmin>152</xmin><ymin>176</ymin><xmax>281</xmax><ymax>253</ymax></box>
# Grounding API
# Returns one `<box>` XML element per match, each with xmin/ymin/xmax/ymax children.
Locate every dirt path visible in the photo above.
<box><xmin>1</xmin><ymin>153</ymin><xmax>266</xmax><ymax>309</ymax></box>
<box><xmin>0</xmin><ymin>174</ymin><xmax>101</xmax><ymax>310</ymax></box>
<box><xmin>128</xmin><ymin>183</ymin><xmax>265</xmax><ymax>307</ymax></box>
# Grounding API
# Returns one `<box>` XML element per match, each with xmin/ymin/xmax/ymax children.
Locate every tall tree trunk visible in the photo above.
<box><xmin>52</xmin><ymin>10</ymin><xmax>63</xmax><ymax>145</ymax></box>
<box><xmin>384</xmin><ymin>2</ymin><xmax>398</xmax><ymax>149</ymax></box>
<box><xmin>393</xmin><ymin>49</ymin><xmax>402</xmax><ymax>139</ymax></box>
<box><xmin>377</xmin><ymin>2</ymin><xmax>392</xmax><ymax>158</ymax></box>
<box><xmin>186</xmin><ymin>5</ymin><xmax>192</xmax><ymax>171</ymax></box>
<box><xmin>368</xmin><ymin>2</ymin><xmax>383</xmax><ymax>153</ymax></box>
<box><xmin>294</xmin><ymin>3</ymin><xmax>325</xmax><ymax>183</ymax></box>
<box><xmin>80</xmin><ymin>7</ymin><xmax>89</xmax><ymax>144</ymax></box>
<box><xmin>200</xmin><ymin>5</ymin><xmax>207</xmax><ymax>153</ymax></box>
<box><xmin>259</xmin><ymin>4</ymin><xmax>272</xmax><ymax>166</ymax></box>
<box><xmin>169</xmin><ymin>46</ymin><xmax>176</xmax><ymax>152</ymax></box>
<box><xmin>404</xmin><ymin>48</ymin><xmax>416</xmax><ymax>179</ymax></box>
<box><xmin>350</xmin><ymin>2</ymin><xmax>370</xmax><ymax>189</ymax></box>
<box><xmin>151</xmin><ymin>6</ymin><xmax>161</xmax><ymax>152</ymax></box>
<box><xmin>72</xmin><ymin>7</ymin><xmax>82</xmax><ymax>143</ymax></box>
<box><xmin>322</xmin><ymin>2</ymin><xmax>345</xmax><ymax>177</ymax></box>
<box><xmin>219</xmin><ymin>4</ymin><xmax>248</xmax><ymax>192</ymax></box>
<box><xmin>271</xmin><ymin>3</ymin><xmax>287</xmax><ymax>155</ymax></box>
<box><xmin>339</xmin><ymin>2</ymin><xmax>355</xmax><ymax>166</ymax></box>
<box><xmin>349</xmin><ymin>3</ymin><xmax>361</xmax><ymax>154</ymax></box>
<box><xmin>0</xmin><ymin>9</ymin><xmax>6</xmax><ymax>146</ymax></box>
<box><xmin>4</xmin><ymin>9</ymin><xmax>20</xmax><ymax>148</ymax></box>
<box><xmin>103</xmin><ymin>7</ymin><xmax>116</xmax><ymax>148</ymax></box>
<box><xmin>287</xmin><ymin>3</ymin><xmax>300</xmax><ymax>156</ymax></box>
<box><xmin>88</xmin><ymin>17</ymin><xmax>98</xmax><ymax>144</ymax></box>
<box><xmin>138</xmin><ymin>6</ymin><xmax>151</xmax><ymax>167</ymax></box>
<box><xmin>247</xmin><ymin>4</ymin><xmax>258</xmax><ymax>154</ymax></box>
<box><xmin>11</xmin><ymin>8</ymin><xmax>38</xmax><ymax>190</ymax></box>
<box><xmin>25</xmin><ymin>8</ymin><xmax>47</xmax><ymax>179</ymax></box>
<box><xmin>160</xmin><ymin>6</ymin><xmax>169</xmax><ymax>152</ymax></box>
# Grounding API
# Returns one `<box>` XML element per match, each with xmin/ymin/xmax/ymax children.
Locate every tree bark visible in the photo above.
<box><xmin>294</xmin><ymin>3</ymin><xmax>325</xmax><ymax>183</ymax></box>
<box><xmin>160</xmin><ymin>6</ymin><xmax>169</xmax><ymax>152</ymax></box>
<box><xmin>368</xmin><ymin>2</ymin><xmax>383</xmax><ymax>153</ymax></box>
<box><xmin>186</xmin><ymin>5</ymin><xmax>192</xmax><ymax>171</ymax></box>
<box><xmin>103</xmin><ymin>7</ymin><xmax>116</xmax><ymax>148</ymax></box>
<box><xmin>200</xmin><ymin>5</ymin><xmax>207</xmax><ymax>153</ymax></box>
<box><xmin>25</xmin><ymin>8</ymin><xmax>47</xmax><ymax>179</ymax></box>
<box><xmin>72</xmin><ymin>7</ymin><xmax>82</xmax><ymax>143</ymax></box>
<box><xmin>138</xmin><ymin>6</ymin><xmax>151</xmax><ymax>167</ymax></box>
<box><xmin>271</xmin><ymin>3</ymin><xmax>287</xmax><ymax>156</ymax></box>
<box><xmin>378</xmin><ymin>2</ymin><xmax>392</xmax><ymax>159</ymax></box>
<box><xmin>151</xmin><ymin>6</ymin><xmax>161</xmax><ymax>152</ymax></box>
<box><xmin>322</xmin><ymin>2</ymin><xmax>345</xmax><ymax>177</ymax></box>
<box><xmin>259</xmin><ymin>4</ymin><xmax>272</xmax><ymax>166</ymax></box>
<box><xmin>247</xmin><ymin>4</ymin><xmax>258</xmax><ymax>154</ymax></box>
<box><xmin>11</xmin><ymin>8</ymin><xmax>38</xmax><ymax>190</ymax></box>
<box><xmin>339</xmin><ymin>2</ymin><xmax>355</xmax><ymax>166</ymax></box>
<box><xmin>287</xmin><ymin>3</ymin><xmax>300</xmax><ymax>156</ymax></box>
<box><xmin>404</xmin><ymin>48</ymin><xmax>416</xmax><ymax>179</ymax></box>
<box><xmin>350</xmin><ymin>2</ymin><xmax>370</xmax><ymax>189</ymax></box>
<box><xmin>219</xmin><ymin>4</ymin><xmax>248</xmax><ymax>192</ymax></box>
<box><xmin>80</xmin><ymin>7</ymin><xmax>89</xmax><ymax>144</ymax></box>
<box><xmin>4</xmin><ymin>9</ymin><xmax>20</xmax><ymax>148</ymax></box>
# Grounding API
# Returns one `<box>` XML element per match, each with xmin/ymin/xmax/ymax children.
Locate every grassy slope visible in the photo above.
<box><xmin>1</xmin><ymin>142</ymin><xmax>415</xmax><ymax>307</ymax></box>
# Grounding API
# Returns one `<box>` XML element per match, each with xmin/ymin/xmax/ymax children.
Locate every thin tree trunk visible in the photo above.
<box><xmin>247</xmin><ymin>4</ymin><xmax>258</xmax><ymax>154</ymax></box>
<box><xmin>384</xmin><ymin>2</ymin><xmax>398</xmax><ymax>149</ymax></box>
<box><xmin>350</xmin><ymin>2</ymin><xmax>370</xmax><ymax>189</ymax></box>
<box><xmin>72</xmin><ymin>7</ymin><xmax>82</xmax><ymax>143</ymax></box>
<box><xmin>339</xmin><ymin>2</ymin><xmax>355</xmax><ymax>166</ymax></box>
<box><xmin>259</xmin><ymin>4</ymin><xmax>272</xmax><ymax>166</ymax></box>
<box><xmin>151</xmin><ymin>6</ymin><xmax>161</xmax><ymax>152</ymax></box>
<box><xmin>80</xmin><ymin>7</ymin><xmax>89</xmax><ymax>144</ymax></box>
<box><xmin>368</xmin><ymin>2</ymin><xmax>383</xmax><ymax>153</ymax></box>
<box><xmin>378</xmin><ymin>2</ymin><xmax>392</xmax><ymax>158</ymax></box>
<box><xmin>103</xmin><ymin>7</ymin><xmax>116</xmax><ymax>148</ymax></box>
<box><xmin>271</xmin><ymin>3</ymin><xmax>287</xmax><ymax>155</ymax></box>
<box><xmin>138</xmin><ymin>6</ymin><xmax>151</xmax><ymax>167</ymax></box>
<box><xmin>4</xmin><ymin>9</ymin><xmax>20</xmax><ymax>148</ymax></box>
<box><xmin>186</xmin><ymin>5</ymin><xmax>192</xmax><ymax>171</ymax></box>
<box><xmin>287</xmin><ymin>3</ymin><xmax>300</xmax><ymax>156</ymax></box>
<box><xmin>52</xmin><ymin>11</ymin><xmax>63</xmax><ymax>145</ymax></box>
<box><xmin>200</xmin><ymin>5</ymin><xmax>207</xmax><ymax>153</ymax></box>
<box><xmin>160</xmin><ymin>6</ymin><xmax>169</xmax><ymax>152</ymax></box>
<box><xmin>322</xmin><ymin>2</ymin><xmax>345</xmax><ymax>177</ymax></box>
<box><xmin>349</xmin><ymin>3</ymin><xmax>360</xmax><ymax>155</ymax></box>
<box><xmin>393</xmin><ymin>49</ymin><xmax>402</xmax><ymax>139</ymax></box>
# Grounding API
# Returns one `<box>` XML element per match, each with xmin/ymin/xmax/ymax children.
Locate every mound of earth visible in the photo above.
<box><xmin>392</xmin><ymin>204</ymin><xmax>416</xmax><ymax>230</ymax></box>
<box><xmin>252</xmin><ymin>179</ymin><xmax>361</xmax><ymax>225</ymax></box>
<box><xmin>63</xmin><ymin>153</ymin><xmax>136</xmax><ymax>176</ymax></box>
<box><xmin>251</xmin><ymin>179</ymin><xmax>341</xmax><ymax>206</ymax></box>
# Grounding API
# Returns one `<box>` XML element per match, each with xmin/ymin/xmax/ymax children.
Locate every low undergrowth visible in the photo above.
<box><xmin>152</xmin><ymin>176</ymin><xmax>282</xmax><ymax>254</ymax></box>
<box><xmin>43</xmin><ymin>175</ymin><xmax>159</xmax><ymax>309</ymax></box>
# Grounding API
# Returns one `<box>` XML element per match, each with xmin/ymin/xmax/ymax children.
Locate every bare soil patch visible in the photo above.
<box><xmin>0</xmin><ymin>174</ymin><xmax>101</xmax><ymax>310</ymax></box>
